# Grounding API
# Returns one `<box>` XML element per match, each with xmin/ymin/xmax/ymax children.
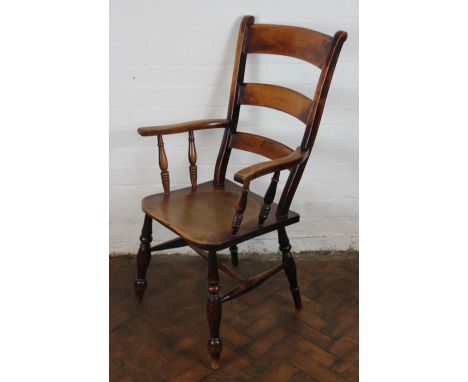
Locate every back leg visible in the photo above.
<box><xmin>278</xmin><ymin>227</ymin><xmax>302</xmax><ymax>310</ymax></box>
<box><xmin>229</xmin><ymin>245</ymin><xmax>238</xmax><ymax>267</ymax></box>
<box><xmin>134</xmin><ymin>214</ymin><xmax>153</xmax><ymax>302</ymax></box>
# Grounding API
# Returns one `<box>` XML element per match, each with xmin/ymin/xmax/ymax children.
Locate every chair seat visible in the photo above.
<box><xmin>142</xmin><ymin>180</ymin><xmax>299</xmax><ymax>250</ymax></box>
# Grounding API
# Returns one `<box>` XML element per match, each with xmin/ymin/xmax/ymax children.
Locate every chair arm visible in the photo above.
<box><xmin>233</xmin><ymin>148</ymin><xmax>308</xmax><ymax>186</ymax></box>
<box><xmin>230</xmin><ymin>148</ymin><xmax>309</xmax><ymax>234</ymax></box>
<box><xmin>137</xmin><ymin>119</ymin><xmax>229</xmax><ymax>136</ymax></box>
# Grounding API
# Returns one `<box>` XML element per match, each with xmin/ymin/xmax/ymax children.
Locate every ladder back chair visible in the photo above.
<box><xmin>134</xmin><ymin>16</ymin><xmax>347</xmax><ymax>369</ymax></box>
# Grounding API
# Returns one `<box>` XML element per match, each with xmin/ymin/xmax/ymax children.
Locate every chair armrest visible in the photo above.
<box><xmin>230</xmin><ymin>148</ymin><xmax>309</xmax><ymax>234</ymax></box>
<box><xmin>234</xmin><ymin>148</ymin><xmax>308</xmax><ymax>185</ymax></box>
<box><xmin>137</xmin><ymin>119</ymin><xmax>229</xmax><ymax>136</ymax></box>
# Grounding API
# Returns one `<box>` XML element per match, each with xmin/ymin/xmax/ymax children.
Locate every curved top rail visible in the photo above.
<box><xmin>245</xmin><ymin>24</ymin><xmax>333</xmax><ymax>68</ymax></box>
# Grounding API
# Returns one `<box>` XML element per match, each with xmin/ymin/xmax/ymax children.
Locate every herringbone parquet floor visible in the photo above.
<box><xmin>110</xmin><ymin>252</ymin><xmax>358</xmax><ymax>381</ymax></box>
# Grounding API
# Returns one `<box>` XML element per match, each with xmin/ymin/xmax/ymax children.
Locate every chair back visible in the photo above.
<box><xmin>214</xmin><ymin>16</ymin><xmax>347</xmax><ymax>216</ymax></box>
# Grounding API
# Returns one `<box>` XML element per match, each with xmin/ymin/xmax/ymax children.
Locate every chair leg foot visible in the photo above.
<box><xmin>207</xmin><ymin>338</ymin><xmax>223</xmax><ymax>370</ymax></box>
<box><xmin>278</xmin><ymin>227</ymin><xmax>303</xmax><ymax>310</ymax></box>
<box><xmin>290</xmin><ymin>287</ymin><xmax>303</xmax><ymax>310</ymax></box>
<box><xmin>134</xmin><ymin>279</ymin><xmax>147</xmax><ymax>302</ymax></box>
<box><xmin>207</xmin><ymin>250</ymin><xmax>223</xmax><ymax>369</ymax></box>
<box><xmin>134</xmin><ymin>214</ymin><xmax>153</xmax><ymax>302</ymax></box>
<box><xmin>229</xmin><ymin>245</ymin><xmax>238</xmax><ymax>267</ymax></box>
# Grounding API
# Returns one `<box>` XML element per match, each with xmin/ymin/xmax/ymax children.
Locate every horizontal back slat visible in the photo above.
<box><xmin>230</xmin><ymin>132</ymin><xmax>293</xmax><ymax>160</ymax></box>
<box><xmin>239</xmin><ymin>83</ymin><xmax>313</xmax><ymax>124</ymax></box>
<box><xmin>245</xmin><ymin>24</ymin><xmax>333</xmax><ymax>68</ymax></box>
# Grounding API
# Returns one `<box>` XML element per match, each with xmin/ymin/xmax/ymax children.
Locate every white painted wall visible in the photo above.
<box><xmin>110</xmin><ymin>0</ymin><xmax>358</xmax><ymax>254</ymax></box>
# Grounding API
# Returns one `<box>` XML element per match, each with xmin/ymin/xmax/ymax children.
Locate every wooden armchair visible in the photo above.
<box><xmin>133</xmin><ymin>16</ymin><xmax>347</xmax><ymax>369</ymax></box>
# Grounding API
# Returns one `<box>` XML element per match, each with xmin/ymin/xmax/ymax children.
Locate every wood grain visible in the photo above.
<box><xmin>188</xmin><ymin>130</ymin><xmax>197</xmax><ymax>190</ymax></box>
<box><xmin>157</xmin><ymin>135</ymin><xmax>170</xmax><ymax>195</ymax></box>
<box><xmin>138</xmin><ymin>119</ymin><xmax>228</xmax><ymax>136</ymax></box>
<box><xmin>230</xmin><ymin>131</ymin><xmax>293</xmax><ymax>160</ymax></box>
<box><xmin>239</xmin><ymin>83</ymin><xmax>313</xmax><ymax>124</ymax></box>
<box><xmin>142</xmin><ymin>180</ymin><xmax>299</xmax><ymax>251</ymax></box>
<box><xmin>214</xmin><ymin>15</ymin><xmax>255</xmax><ymax>185</ymax></box>
<box><xmin>234</xmin><ymin>148</ymin><xmax>307</xmax><ymax>184</ymax></box>
<box><xmin>246</xmin><ymin>24</ymin><xmax>332</xmax><ymax>68</ymax></box>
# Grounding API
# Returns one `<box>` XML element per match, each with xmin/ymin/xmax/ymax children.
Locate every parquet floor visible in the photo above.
<box><xmin>110</xmin><ymin>252</ymin><xmax>358</xmax><ymax>381</ymax></box>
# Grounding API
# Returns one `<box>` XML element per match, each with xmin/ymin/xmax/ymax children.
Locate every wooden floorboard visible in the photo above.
<box><xmin>110</xmin><ymin>253</ymin><xmax>358</xmax><ymax>381</ymax></box>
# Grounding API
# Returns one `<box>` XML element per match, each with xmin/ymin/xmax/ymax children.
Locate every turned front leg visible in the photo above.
<box><xmin>278</xmin><ymin>227</ymin><xmax>302</xmax><ymax>310</ymax></box>
<box><xmin>207</xmin><ymin>250</ymin><xmax>223</xmax><ymax>369</ymax></box>
<box><xmin>134</xmin><ymin>214</ymin><xmax>153</xmax><ymax>301</ymax></box>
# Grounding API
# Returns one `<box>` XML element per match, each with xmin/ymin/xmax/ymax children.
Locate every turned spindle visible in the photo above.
<box><xmin>188</xmin><ymin>130</ymin><xmax>197</xmax><ymax>190</ymax></box>
<box><xmin>231</xmin><ymin>186</ymin><xmax>249</xmax><ymax>235</ymax></box>
<box><xmin>259</xmin><ymin>171</ymin><xmax>280</xmax><ymax>225</ymax></box>
<box><xmin>157</xmin><ymin>135</ymin><xmax>170</xmax><ymax>195</ymax></box>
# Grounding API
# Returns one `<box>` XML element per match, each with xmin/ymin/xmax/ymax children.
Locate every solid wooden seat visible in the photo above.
<box><xmin>142</xmin><ymin>180</ymin><xmax>299</xmax><ymax>250</ymax></box>
<box><xmin>131</xmin><ymin>15</ymin><xmax>348</xmax><ymax>370</ymax></box>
